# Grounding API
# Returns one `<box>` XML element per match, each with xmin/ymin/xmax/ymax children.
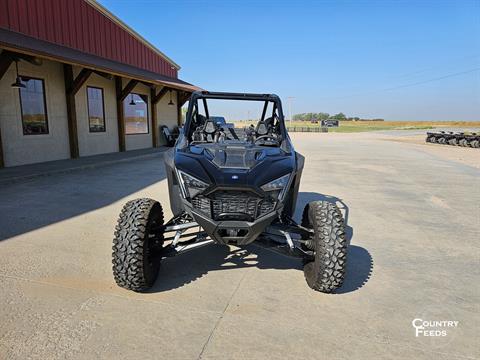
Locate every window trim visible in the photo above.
<box><xmin>18</xmin><ymin>76</ymin><xmax>49</xmax><ymax>136</ymax></box>
<box><xmin>124</xmin><ymin>93</ymin><xmax>149</xmax><ymax>135</ymax></box>
<box><xmin>86</xmin><ymin>86</ymin><xmax>106</xmax><ymax>133</ymax></box>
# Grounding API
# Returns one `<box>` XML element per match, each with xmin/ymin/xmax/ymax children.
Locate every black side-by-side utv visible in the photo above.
<box><xmin>112</xmin><ymin>91</ymin><xmax>348</xmax><ymax>293</ymax></box>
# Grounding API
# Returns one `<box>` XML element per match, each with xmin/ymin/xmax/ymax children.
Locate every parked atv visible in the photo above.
<box><xmin>426</xmin><ymin>131</ymin><xmax>480</xmax><ymax>148</ymax></box>
<box><xmin>112</xmin><ymin>91</ymin><xmax>348</xmax><ymax>293</ymax></box>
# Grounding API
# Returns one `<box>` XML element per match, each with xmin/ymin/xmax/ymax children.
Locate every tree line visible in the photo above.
<box><xmin>293</xmin><ymin>112</ymin><xmax>384</xmax><ymax>122</ymax></box>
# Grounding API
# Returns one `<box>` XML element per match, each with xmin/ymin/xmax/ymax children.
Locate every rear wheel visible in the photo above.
<box><xmin>302</xmin><ymin>201</ymin><xmax>347</xmax><ymax>293</ymax></box>
<box><xmin>112</xmin><ymin>198</ymin><xmax>164</xmax><ymax>291</ymax></box>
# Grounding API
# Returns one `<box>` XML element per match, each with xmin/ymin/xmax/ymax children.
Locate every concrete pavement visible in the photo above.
<box><xmin>0</xmin><ymin>132</ymin><xmax>478</xmax><ymax>359</ymax></box>
<box><xmin>0</xmin><ymin>148</ymin><xmax>167</xmax><ymax>185</ymax></box>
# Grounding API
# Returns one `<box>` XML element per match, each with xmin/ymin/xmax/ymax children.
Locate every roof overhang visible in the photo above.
<box><xmin>0</xmin><ymin>28</ymin><xmax>200</xmax><ymax>93</ymax></box>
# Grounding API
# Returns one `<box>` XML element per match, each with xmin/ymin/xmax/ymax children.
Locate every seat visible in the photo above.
<box><xmin>200</xmin><ymin>119</ymin><xmax>217</xmax><ymax>142</ymax></box>
<box><xmin>256</xmin><ymin>120</ymin><xmax>269</xmax><ymax>136</ymax></box>
<box><xmin>264</xmin><ymin>116</ymin><xmax>274</xmax><ymax>128</ymax></box>
<box><xmin>194</xmin><ymin>114</ymin><xmax>207</xmax><ymax>129</ymax></box>
<box><xmin>160</xmin><ymin>125</ymin><xmax>176</xmax><ymax>147</ymax></box>
<box><xmin>203</xmin><ymin>119</ymin><xmax>217</xmax><ymax>134</ymax></box>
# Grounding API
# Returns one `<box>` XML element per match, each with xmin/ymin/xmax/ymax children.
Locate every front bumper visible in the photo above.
<box><xmin>189</xmin><ymin>206</ymin><xmax>279</xmax><ymax>245</ymax></box>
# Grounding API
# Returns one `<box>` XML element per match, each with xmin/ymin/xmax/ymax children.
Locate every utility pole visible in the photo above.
<box><xmin>286</xmin><ymin>97</ymin><xmax>295</xmax><ymax>126</ymax></box>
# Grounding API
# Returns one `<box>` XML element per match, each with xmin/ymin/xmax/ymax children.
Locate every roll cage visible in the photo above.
<box><xmin>183</xmin><ymin>91</ymin><xmax>288</xmax><ymax>143</ymax></box>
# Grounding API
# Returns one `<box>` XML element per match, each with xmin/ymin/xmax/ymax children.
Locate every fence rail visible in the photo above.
<box><xmin>286</xmin><ymin>127</ymin><xmax>328</xmax><ymax>133</ymax></box>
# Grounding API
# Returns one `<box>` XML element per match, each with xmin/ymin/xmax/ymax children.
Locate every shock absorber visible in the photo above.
<box><xmin>304</xmin><ymin>239</ymin><xmax>315</xmax><ymax>250</ymax></box>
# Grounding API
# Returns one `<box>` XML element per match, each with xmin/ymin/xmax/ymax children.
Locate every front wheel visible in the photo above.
<box><xmin>112</xmin><ymin>198</ymin><xmax>164</xmax><ymax>291</ymax></box>
<box><xmin>302</xmin><ymin>201</ymin><xmax>347</xmax><ymax>293</ymax></box>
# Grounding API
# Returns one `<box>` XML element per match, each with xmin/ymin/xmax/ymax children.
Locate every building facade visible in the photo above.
<box><xmin>0</xmin><ymin>0</ymin><xmax>198</xmax><ymax>167</ymax></box>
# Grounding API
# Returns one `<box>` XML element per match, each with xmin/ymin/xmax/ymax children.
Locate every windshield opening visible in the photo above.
<box><xmin>185</xmin><ymin>96</ymin><xmax>284</xmax><ymax>147</ymax></box>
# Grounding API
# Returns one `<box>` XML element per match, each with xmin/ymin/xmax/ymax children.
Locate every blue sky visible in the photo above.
<box><xmin>100</xmin><ymin>0</ymin><xmax>479</xmax><ymax>121</ymax></box>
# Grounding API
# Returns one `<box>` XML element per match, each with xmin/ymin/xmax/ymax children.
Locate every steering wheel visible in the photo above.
<box><xmin>254</xmin><ymin>135</ymin><xmax>279</xmax><ymax>145</ymax></box>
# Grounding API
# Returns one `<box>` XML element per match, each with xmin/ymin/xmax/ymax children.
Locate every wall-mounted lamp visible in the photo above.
<box><xmin>11</xmin><ymin>60</ymin><xmax>26</xmax><ymax>89</ymax></box>
<box><xmin>129</xmin><ymin>93</ymin><xmax>135</xmax><ymax>106</ymax></box>
<box><xmin>168</xmin><ymin>90</ymin><xmax>174</xmax><ymax>106</ymax></box>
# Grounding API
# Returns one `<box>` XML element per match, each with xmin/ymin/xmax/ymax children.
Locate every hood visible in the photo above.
<box><xmin>189</xmin><ymin>144</ymin><xmax>283</xmax><ymax>170</ymax></box>
<box><xmin>174</xmin><ymin>142</ymin><xmax>295</xmax><ymax>189</ymax></box>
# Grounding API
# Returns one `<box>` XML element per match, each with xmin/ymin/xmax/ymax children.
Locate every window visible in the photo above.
<box><xmin>19</xmin><ymin>77</ymin><xmax>48</xmax><ymax>135</ymax></box>
<box><xmin>87</xmin><ymin>86</ymin><xmax>106</xmax><ymax>132</ymax></box>
<box><xmin>124</xmin><ymin>93</ymin><xmax>149</xmax><ymax>134</ymax></box>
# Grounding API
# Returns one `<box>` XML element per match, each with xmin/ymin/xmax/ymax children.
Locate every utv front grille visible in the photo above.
<box><xmin>192</xmin><ymin>191</ymin><xmax>276</xmax><ymax>221</ymax></box>
<box><xmin>191</xmin><ymin>196</ymin><xmax>211</xmax><ymax>215</ymax></box>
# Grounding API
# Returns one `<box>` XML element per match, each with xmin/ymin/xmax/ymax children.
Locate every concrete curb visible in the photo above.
<box><xmin>0</xmin><ymin>149</ymin><xmax>168</xmax><ymax>186</ymax></box>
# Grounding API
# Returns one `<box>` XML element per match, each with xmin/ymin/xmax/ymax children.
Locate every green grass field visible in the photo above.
<box><xmin>233</xmin><ymin>121</ymin><xmax>479</xmax><ymax>133</ymax></box>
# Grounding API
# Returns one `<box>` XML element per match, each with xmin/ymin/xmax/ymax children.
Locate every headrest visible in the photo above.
<box><xmin>264</xmin><ymin>117</ymin><xmax>274</xmax><ymax>127</ymax></box>
<box><xmin>204</xmin><ymin>119</ymin><xmax>217</xmax><ymax>134</ymax></box>
<box><xmin>256</xmin><ymin>121</ymin><xmax>268</xmax><ymax>135</ymax></box>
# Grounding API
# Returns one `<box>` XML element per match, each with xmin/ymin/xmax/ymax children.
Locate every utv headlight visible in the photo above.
<box><xmin>261</xmin><ymin>173</ymin><xmax>290</xmax><ymax>201</ymax></box>
<box><xmin>177</xmin><ymin>170</ymin><xmax>209</xmax><ymax>198</ymax></box>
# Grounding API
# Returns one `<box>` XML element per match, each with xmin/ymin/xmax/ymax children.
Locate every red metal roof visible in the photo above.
<box><xmin>0</xmin><ymin>0</ymin><xmax>178</xmax><ymax>78</ymax></box>
<box><xmin>0</xmin><ymin>28</ymin><xmax>200</xmax><ymax>93</ymax></box>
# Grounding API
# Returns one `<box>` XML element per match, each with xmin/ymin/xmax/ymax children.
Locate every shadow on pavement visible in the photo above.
<box><xmin>149</xmin><ymin>244</ymin><xmax>302</xmax><ymax>293</ymax></box>
<box><xmin>149</xmin><ymin>192</ymin><xmax>373</xmax><ymax>294</ymax></box>
<box><xmin>0</xmin><ymin>153</ymin><xmax>168</xmax><ymax>242</ymax></box>
<box><xmin>336</xmin><ymin>245</ymin><xmax>373</xmax><ymax>294</ymax></box>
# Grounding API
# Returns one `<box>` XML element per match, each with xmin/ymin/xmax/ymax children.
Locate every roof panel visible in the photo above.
<box><xmin>0</xmin><ymin>0</ymin><xmax>180</xmax><ymax>76</ymax></box>
<box><xmin>0</xmin><ymin>28</ymin><xmax>200</xmax><ymax>93</ymax></box>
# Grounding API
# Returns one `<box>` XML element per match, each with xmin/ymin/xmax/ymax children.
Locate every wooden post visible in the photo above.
<box><xmin>152</xmin><ymin>87</ymin><xmax>169</xmax><ymax>104</ymax></box>
<box><xmin>0</xmin><ymin>128</ymin><xmax>4</xmax><ymax>168</ymax></box>
<box><xmin>177</xmin><ymin>93</ymin><xmax>182</xmax><ymax>127</ymax></box>
<box><xmin>69</xmin><ymin>68</ymin><xmax>92</xmax><ymax>95</ymax></box>
<box><xmin>177</xmin><ymin>91</ymin><xmax>191</xmax><ymax>108</ymax></box>
<box><xmin>63</xmin><ymin>64</ymin><xmax>80</xmax><ymax>158</ymax></box>
<box><xmin>114</xmin><ymin>78</ymin><xmax>139</xmax><ymax>152</ymax></box>
<box><xmin>63</xmin><ymin>65</ymin><xmax>92</xmax><ymax>159</ymax></box>
<box><xmin>176</xmin><ymin>91</ymin><xmax>191</xmax><ymax>126</ymax></box>
<box><xmin>150</xmin><ymin>87</ymin><xmax>158</xmax><ymax>147</ymax></box>
<box><xmin>0</xmin><ymin>53</ymin><xmax>13</xmax><ymax>80</ymax></box>
<box><xmin>150</xmin><ymin>87</ymin><xmax>171</xmax><ymax>147</ymax></box>
<box><xmin>115</xmin><ymin>76</ymin><xmax>126</xmax><ymax>152</ymax></box>
<box><xmin>0</xmin><ymin>52</ymin><xmax>14</xmax><ymax>168</ymax></box>
<box><xmin>118</xmin><ymin>79</ymin><xmax>139</xmax><ymax>102</ymax></box>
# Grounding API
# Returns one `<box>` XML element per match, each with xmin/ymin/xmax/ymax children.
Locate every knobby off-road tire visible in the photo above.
<box><xmin>112</xmin><ymin>198</ymin><xmax>164</xmax><ymax>291</ymax></box>
<box><xmin>302</xmin><ymin>201</ymin><xmax>347</xmax><ymax>293</ymax></box>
